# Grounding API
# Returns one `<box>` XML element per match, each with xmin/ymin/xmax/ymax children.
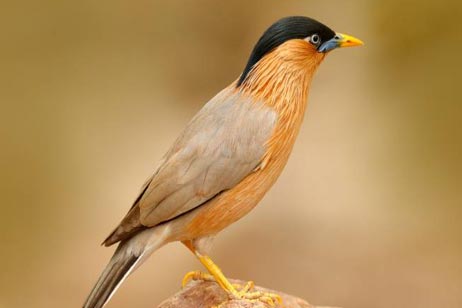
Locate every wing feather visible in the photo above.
<box><xmin>104</xmin><ymin>88</ymin><xmax>277</xmax><ymax>245</ymax></box>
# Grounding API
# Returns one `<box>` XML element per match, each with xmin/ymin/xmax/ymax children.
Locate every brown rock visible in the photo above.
<box><xmin>158</xmin><ymin>279</ymin><xmax>341</xmax><ymax>308</ymax></box>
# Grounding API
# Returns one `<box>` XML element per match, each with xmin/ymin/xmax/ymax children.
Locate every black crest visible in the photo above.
<box><xmin>237</xmin><ymin>16</ymin><xmax>335</xmax><ymax>87</ymax></box>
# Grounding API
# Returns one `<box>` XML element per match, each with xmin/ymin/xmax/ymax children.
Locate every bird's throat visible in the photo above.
<box><xmin>236</xmin><ymin>40</ymin><xmax>326</xmax><ymax>181</ymax></box>
<box><xmin>238</xmin><ymin>39</ymin><xmax>325</xmax><ymax>113</ymax></box>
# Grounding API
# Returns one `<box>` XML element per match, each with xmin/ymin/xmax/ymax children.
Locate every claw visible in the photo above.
<box><xmin>239</xmin><ymin>291</ymin><xmax>283</xmax><ymax>307</ymax></box>
<box><xmin>234</xmin><ymin>289</ymin><xmax>283</xmax><ymax>307</ymax></box>
<box><xmin>232</xmin><ymin>280</ymin><xmax>255</xmax><ymax>293</ymax></box>
<box><xmin>181</xmin><ymin>251</ymin><xmax>283</xmax><ymax>307</ymax></box>
<box><xmin>239</xmin><ymin>281</ymin><xmax>255</xmax><ymax>293</ymax></box>
<box><xmin>181</xmin><ymin>270</ymin><xmax>215</xmax><ymax>288</ymax></box>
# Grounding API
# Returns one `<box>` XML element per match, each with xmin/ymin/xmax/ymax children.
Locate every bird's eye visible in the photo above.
<box><xmin>310</xmin><ymin>34</ymin><xmax>320</xmax><ymax>45</ymax></box>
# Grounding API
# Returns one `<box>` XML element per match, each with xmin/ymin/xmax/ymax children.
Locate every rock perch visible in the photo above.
<box><xmin>158</xmin><ymin>279</ymin><xmax>341</xmax><ymax>308</ymax></box>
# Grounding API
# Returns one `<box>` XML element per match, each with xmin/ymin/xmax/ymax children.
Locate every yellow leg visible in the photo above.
<box><xmin>197</xmin><ymin>253</ymin><xmax>239</xmax><ymax>292</ymax></box>
<box><xmin>181</xmin><ymin>241</ymin><xmax>283</xmax><ymax>307</ymax></box>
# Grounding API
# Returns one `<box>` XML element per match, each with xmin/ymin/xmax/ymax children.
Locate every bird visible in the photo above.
<box><xmin>83</xmin><ymin>15</ymin><xmax>363</xmax><ymax>308</ymax></box>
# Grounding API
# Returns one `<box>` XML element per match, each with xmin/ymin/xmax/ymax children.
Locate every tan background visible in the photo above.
<box><xmin>1</xmin><ymin>1</ymin><xmax>461</xmax><ymax>308</ymax></box>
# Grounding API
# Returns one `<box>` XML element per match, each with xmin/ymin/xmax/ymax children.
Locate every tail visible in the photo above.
<box><xmin>83</xmin><ymin>225</ymin><xmax>169</xmax><ymax>308</ymax></box>
<box><xmin>83</xmin><ymin>243</ymin><xmax>144</xmax><ymax>308</ymax></box>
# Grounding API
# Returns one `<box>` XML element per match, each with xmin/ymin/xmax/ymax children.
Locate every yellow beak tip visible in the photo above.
<box><xmin>337</xmin><ymin>33</ymin><xmax>364</xmax><ymax>48</ymax></box>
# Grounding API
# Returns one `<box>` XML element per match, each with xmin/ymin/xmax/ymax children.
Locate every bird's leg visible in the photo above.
<box><xmin>181</xmin><ymin>240</ymin><xmax>217</xmax><ymax>287</ymax></box>
<box><xmin>195</xmin><ymin>252</ymin><xmax>283</xmax><ymax>306</ymax></box>
<box><xmin>181</xmin><ymin>240</ymin><xmax>283</xmax><ymax>307</ymax></box>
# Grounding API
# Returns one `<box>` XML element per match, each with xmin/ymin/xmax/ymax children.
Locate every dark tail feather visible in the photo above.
<box><xmin>83</xmin><ymin>246</ymin><xmax>140</xmax><ymax>308</ymax></box>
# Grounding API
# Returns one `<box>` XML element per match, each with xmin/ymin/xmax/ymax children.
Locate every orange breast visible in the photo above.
<box><xmin>184</xmin><ymin>96</ymin><xmax>307</xmax><ymax>237</ymax></box>
<box><xmin>184</xmin><ymin>139</ymin><xmax>293</xmax><ymax>237</ymax></box>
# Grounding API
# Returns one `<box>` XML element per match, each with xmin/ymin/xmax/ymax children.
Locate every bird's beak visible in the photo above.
<box><xmin>318</xmin><ymin>33</ymin><xmax>364</xmax><ymax>53</ymax></box>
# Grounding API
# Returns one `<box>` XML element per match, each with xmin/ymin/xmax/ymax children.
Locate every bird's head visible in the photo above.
<box><xmin>237</xmin><ymin>16</ymin><xmax>363</xmax><ymax>94</ymax></box>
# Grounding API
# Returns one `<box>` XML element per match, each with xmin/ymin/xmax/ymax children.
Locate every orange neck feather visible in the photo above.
<box><xmin>235</xmin><ymin>40</ymin><xmax>327</xmax><ymax>170</ymax></box>
<box><xmin>238</xmin><ymin>39</ymin><xmax>326</xmax><ymax>113</ymax></box>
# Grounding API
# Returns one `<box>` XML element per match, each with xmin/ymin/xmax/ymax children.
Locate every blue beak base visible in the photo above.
<box><xmin>318</xmin><ymin>37</ymin><xmax>340</xmax><ymax>53</ymax></box>
<box><xmin>317</xmin><ymin>33</ymin><xmax>364</xmax><ymax>53</ymax></box>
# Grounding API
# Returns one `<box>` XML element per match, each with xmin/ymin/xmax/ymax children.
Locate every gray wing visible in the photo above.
<box><xmin>138</xmin><ymin>88</ymin><xmax>277</xmax><ymax>226</ymax></box>
<box><xmin>104</xmin><ymin>88</ymin><xmax>277</xmax><ymax>244</ymax></box>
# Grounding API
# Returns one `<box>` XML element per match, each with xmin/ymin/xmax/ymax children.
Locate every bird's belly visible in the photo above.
<box><xmin>183</xmin><ymin>172</ymin><xmax>271</xmax><ymax>237</ymax></box>
<box><xmin>182</xmin><ymin>144</ymin><xmax>293</xmax><ymax>238</ymax></box>
<box><xmin>176</xmin><ymin>100</ymin><xmax>306</xmax><ymax>240</ymax></box>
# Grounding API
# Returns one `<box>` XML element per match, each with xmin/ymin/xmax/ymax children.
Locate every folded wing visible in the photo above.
<box><xmin>103</xmin><ymin>89</ymin><xmax>277</xmax><ymax>245</ymax></box>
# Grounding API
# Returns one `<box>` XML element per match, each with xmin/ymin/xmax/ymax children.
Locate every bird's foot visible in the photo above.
<box><xmin>232</xmin><ymin>280</ymin><xmax>255</xmax><ymax>293</ymax></box>
<box><xmin>180</xmin><ymin>246</ymin><xmax>283</xmax><ymax>307</ymax></box>
<box><xmin>183</xmin><ymin>273</ymin><xmax>282</xmax><ymax>307</ymax></box>
<box><xmin>181</xmin><ymin>270</ymin><xmax>215</xmax><ymax>287</ymax></box>
<box><xmin>234</xmin><ymin>289</ymin><xmax>283</xmax><ymax>307</ymax></box>
<box><xmin>215</xmin><ymin>283</ymin><xmax>283</xmax><ymax>307</ymax></box>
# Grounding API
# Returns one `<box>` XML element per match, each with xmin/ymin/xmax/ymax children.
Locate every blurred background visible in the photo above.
<box><xmin>1</xmin><ymin>1</ymin><xmax>461</xmax><ymax>307</ymax></box>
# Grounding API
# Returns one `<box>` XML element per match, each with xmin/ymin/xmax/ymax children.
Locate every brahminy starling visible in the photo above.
<box><xmin>84</xmin><ymin>16</ymin><xmax>363</xmax><ymax>308</ymax></box>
